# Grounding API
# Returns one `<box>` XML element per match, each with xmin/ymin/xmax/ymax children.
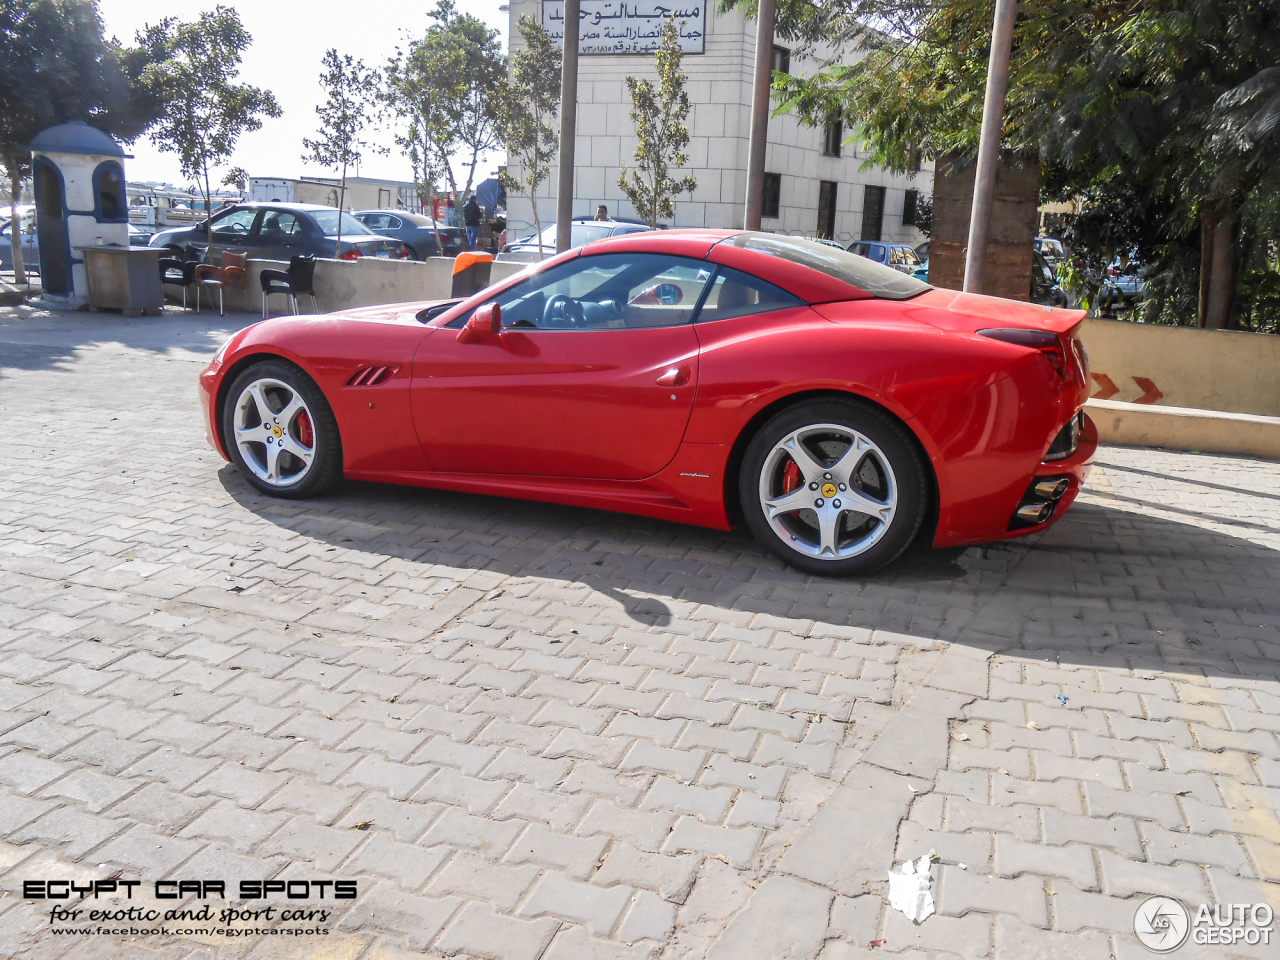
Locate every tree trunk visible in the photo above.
<box><xmin>532</xmin><ymin>190</ymin><xmax>543</xmax><ymax>257</ymax></box>
<box><xmin>336</xmin><ymin>156</ymin><xmax>347</xmax><ymax>261</ymax></box>
<box><xmin>203</xmin><ymin>158</ymin><xmax>213</xmax><ymax>249</ymax></box>
<box><xmin>1197</xmin><ymin>214</ymin><xmax>1215</xmax><ymax>328</ymax></box>
<box><xmin>1203</xmin><ymin>212</ymin><xmax>1237</xmax><ymax>330</ymax></box>
<box><xmin>9</xmin><ymin>168</ymin><xmax>26</xmax><ymax>287</ymax></box>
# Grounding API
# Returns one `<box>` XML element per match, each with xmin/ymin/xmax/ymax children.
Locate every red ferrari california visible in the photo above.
<box><xmin>199</xmin><ymin>231</ymin><xmax>1096</xmax><ymax>575</ymax></box>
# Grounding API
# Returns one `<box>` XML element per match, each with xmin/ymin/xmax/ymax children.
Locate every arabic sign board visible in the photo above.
<box><xmin>542</xmin><ymin>1</ymin><xmax>706</xmax><ymax>55</ymax></box>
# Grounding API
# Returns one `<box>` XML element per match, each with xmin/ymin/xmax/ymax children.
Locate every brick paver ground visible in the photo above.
<box><xmin>0</xmin><ymin>302</ymin><xmax>1277</xmax><ymax>959</ymax></box>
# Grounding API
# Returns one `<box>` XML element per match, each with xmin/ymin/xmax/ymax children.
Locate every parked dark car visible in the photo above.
<box><xmin>353</xmin><ymin>210</ymin><xmax>464</xmax><ymax>259</ymax></box>
<box><xmin>148</xmin><ymin>202</ymin><xmax>407</xmax><ymax>262</ymax></box>
<box><xmin>1034</xmin><ymin>236</ymin><xmax>1068</xmax><ymax>270</ymax></box>
<box><xmin>0</xmin><ymin>210</ymin><xmax>37</xmax><ymax>270</ymax></box>
<box><xmin>847</xmin><ymin>240</ymin><xmax>922</xmax><ymax>274</ymax></box>
<box><xmin>1030</xmin><ymin>250</ymin><xmax>1068</xmax><ymax>307</ymax></box>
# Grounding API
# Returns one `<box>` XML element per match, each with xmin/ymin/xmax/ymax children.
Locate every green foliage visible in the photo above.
<box><xmin>0</xmin><ymin>0</ymin><xmax>162</xmax><ymax>282</ymax></box>
<box><xmin>385</xmin><ymin>0</ymin><xmax>506</xmax><ymax>229</ymax></box>
<box><xmin>302</xmin><ymin>49</ymin><xmax>382</xmax><ymax>257</ymax></box>
<box><xmin>498</xmin><ymin>15</ymin><xmax>560</xmax><ymax>251</ymax></box>
<box><xmin>618</xmin><ymin>18</ymin><xmax>698</xmax><ymax>229</ymax></box>
<box><xmin>730</xmin><ymin>0</ymin><xmax>1280</xmax><ymax>330</ymax></box>
<box><xmin>221</xmin><ymin>166</ymin><xmax>249</xmax><ymax>191</ymax></box>
<box><xmin>140</xmin><ymin>6</ymin><xmax>280</xmax><ymax>241</ymax></box>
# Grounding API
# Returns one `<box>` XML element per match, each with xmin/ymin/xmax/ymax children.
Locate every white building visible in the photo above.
<box><xmin>504</xmin><ymin>0</ymin><xmax>931</xmax><ymax>246</ymax></box>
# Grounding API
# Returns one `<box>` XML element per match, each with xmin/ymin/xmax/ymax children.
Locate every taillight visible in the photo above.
<box><xmin>1106</xmin><ymin>266</ymin><xmax>1119</xmax><ymax>277</ymax></box>
<box><xmin>340</xmin><ymin>249</ymin><xmax>362</xmax><ymax>261</ymax></box>
<box><xmin>978</xmin><ymin>328</ymin><xmax>1069</xmax><ymax>379</ymax></box>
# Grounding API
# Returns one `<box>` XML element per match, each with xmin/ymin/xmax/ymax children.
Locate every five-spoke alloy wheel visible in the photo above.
<box><xmin>741</xmin><ymin>399</ymin><xmax>928</xmax><ymax>575</ymax></box>
<box><xmin>222</xmin><ymin>360</ymin><xmax>341</xmax><ymax>498</ymax></box>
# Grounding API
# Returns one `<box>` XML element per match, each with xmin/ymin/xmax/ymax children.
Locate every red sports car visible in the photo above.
<box><xmin>198</xmin><ymin>231</ymin><xmax>1096</xmax><ymax>575</ymax></box>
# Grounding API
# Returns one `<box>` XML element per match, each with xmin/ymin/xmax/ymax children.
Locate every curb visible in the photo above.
<box><xmin>1086</xmin><ymin>397</ymin><xmax>1280</xmax><ymax>461</ymax></box>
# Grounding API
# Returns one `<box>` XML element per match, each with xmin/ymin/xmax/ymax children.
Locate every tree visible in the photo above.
<box><xmin>302</xmin><ymin>50</ymin><xmax>383</xmax><ymax>259</ymax></box>
<box><xmin>732</xmin><ymin>0</ymin><xmax>1280</xmax><ymax>329</ymax></box>
<box><xmin>386</xmin><ymin>0</ymin><xmax>506</xmax><ymax>242</ymax></box>
<box><xmin>0</xmin><ymin>0</ymin><xmax>158</xmax><ymax>285</ymax></box>
<box><xmin>498</xmin><ymin>15</ymin><xmax>560</xmax><ymax>256</ymax></box>
<box><xmin>140</xmin><ymin>6</ymin><xmax>280</xmax><ymax>246</ymax></box>
<box><xmin>618</xmin><ymin>18</ymin><xmax>698</xmax><ymax>229</ymax></box>
<box><xmin>222</xmin><ymin>165</ymin><xmax>249</xmax><ymax>193</ymax></box>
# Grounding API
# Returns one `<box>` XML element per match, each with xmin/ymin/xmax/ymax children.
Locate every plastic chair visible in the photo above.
<box><xmin>259</xmin><ymin>255</ymin><xmax>318</xmax><ymax>319</ymax></box>
<box><xmin>194</xmin><ymin>252</ymin><xmax>247</xmax><ymax>316</ymax></box>
<box><xmin>158</xmin><ymin>257</ymin><xmax>199</xmax><ymax>310</ymax></box>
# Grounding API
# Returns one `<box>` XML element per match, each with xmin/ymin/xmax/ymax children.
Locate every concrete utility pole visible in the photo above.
<box><xmin>744</xmin><ymin>0</ymin><xmax>776</xmax><ymax>231</ymax></box>
<box><xmin>556</xmin><ymin>0</ymin><xmax>581</xmax><ymax>254</ymax></box>
<box><xmin>962</xmin><ymin>0</ymin><xmax>1017</xmax><ymax>294</ymax></box>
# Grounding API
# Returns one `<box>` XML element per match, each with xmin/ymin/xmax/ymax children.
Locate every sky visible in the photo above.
<box><xmin>96</xmin><ymin>0</ymin><xmax>509</xmax><ymax>191</ymax></box>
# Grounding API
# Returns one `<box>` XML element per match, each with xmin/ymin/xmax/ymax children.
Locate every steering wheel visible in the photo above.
<box><xmin>542</xmin><ymin>294</ymin><xmax>586</xmax><ymax>328</ymax></box>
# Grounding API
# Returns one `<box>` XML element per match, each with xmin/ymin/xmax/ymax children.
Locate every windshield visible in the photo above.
<box><xmin>311</xmin><ymin>210</ymin><xmax>375</xmax><ymax>236</ymax></box>
<box><xmin>725</xmin><ymin>233</ymin><xmax>931</xmax><ymax>300</ymax></box>
<box><xmin>527</xmin><ymin>223</ymin><xmax>614</xmax><ymax>248</ymax></box>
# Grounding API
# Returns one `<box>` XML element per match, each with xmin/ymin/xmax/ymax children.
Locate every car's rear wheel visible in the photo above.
<box><xmin>222</xmin><ymin>360</ymin><xmax>342</xmax><ymax>498</ymax></box>
<box><xmin>403</xmin><ymin>245</ymin><xmax>419</xmax><ymax>260</ymax></box>
<box><xmin>740</xmin><ymin>399</ymin><xmax>928</xmax><ymax>576</ymax></box>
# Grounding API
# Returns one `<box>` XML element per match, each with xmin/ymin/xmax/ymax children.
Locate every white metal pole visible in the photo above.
<box><xmin>744</xmin><ymin>0</ymin><xmax>776</xmax><ymax>231</ymax></box>
<box><xmin>963</xmin><ymin>0</ymin><xmax>1017</xmax><ymax>293</ymax></box>
<box><xmin>555</xmin><ymin>0</ymin><xmax>581</xmax><ymax>254</ymax></box>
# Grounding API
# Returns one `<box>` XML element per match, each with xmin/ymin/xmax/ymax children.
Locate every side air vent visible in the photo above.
<box><xmin>346</xmin><ymin>365</ymin><xmax>401</xmax><ymax>387</ymax></box>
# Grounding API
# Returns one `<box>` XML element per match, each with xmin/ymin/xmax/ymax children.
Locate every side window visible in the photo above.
<box><xmin>697</xmin><ymin>266</ymin><xmax>803</xmax><ymax>322</ymax></box>
<box><xmin>386</xmin><ymin>216</ymin><xmax>403</xmax><ymax>230</ymax></box>
<box><xmin>259</xmin><ymin>211</ymin><xmax>301</xmax><ymax>237</ymax></box>
<box><xmin>849</xmin><ymin>242</ymin><xmax>870</xmax><ymax>257</ymax></box>
<box><xmin>361</xmin><ymin>214</ymin><xmax>388</xmax><ymax>230</ymax></box>
<box><xmin>211</xmin><ymin>208</ymin><xmax>259</xmax><ymax>237</ymax></box>
<box><xmin>452</xmin><ymin>253</ymin><xmax>714</xmax><ymax>331</ymax></box>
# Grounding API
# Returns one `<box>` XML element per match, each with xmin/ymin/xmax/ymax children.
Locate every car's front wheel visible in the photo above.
<box><xmin>222</xmin><ymin>360</ymin><xmax>342</xmax><ymax>498</ymax></box>
<box><xmin>740</xmin><ymin>399</ymin><xmax>928</xmax><ymax>576</ymax></box>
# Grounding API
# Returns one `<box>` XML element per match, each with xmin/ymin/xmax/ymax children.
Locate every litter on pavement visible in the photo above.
<box><xmin>887</xmin><ymin>852</ymin><xmax>935</xmax><ymax>923</ymax></box>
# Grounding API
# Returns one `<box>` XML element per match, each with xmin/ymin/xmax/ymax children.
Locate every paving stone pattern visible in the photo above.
<box><xmin>0</xmin><ymin>306</ymin><xmax>1278</xmax><ymax>959</ymax></box>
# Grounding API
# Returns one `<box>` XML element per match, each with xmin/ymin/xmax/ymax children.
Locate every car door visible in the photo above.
<box><xmin>207</xmin><ymin>207</ymin><xmax>261</xmax><ymax>258</ymax></box>
<box><xmin>256</xmin><ymin>210</ymin><xmax>305</xmax><ymax>260</ymax></box>
<box><xmin>411</xmin><ymin>252</ymin><xmax>710</xmax><ymax>480</ymax></box>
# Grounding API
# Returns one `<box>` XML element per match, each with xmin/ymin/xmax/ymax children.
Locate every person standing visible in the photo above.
<box><xmin>463</xmin><ymin>194</ymin><xmax>482</xmax><ymax>250</ymax></box>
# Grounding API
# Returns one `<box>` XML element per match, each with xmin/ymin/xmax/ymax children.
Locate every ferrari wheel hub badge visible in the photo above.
<box><xmin>821</xmin><ymin>483</ymin><xmax>838</xmax><ymax>498</ymax></box>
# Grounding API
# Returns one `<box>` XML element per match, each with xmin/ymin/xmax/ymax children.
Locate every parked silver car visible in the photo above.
<box><xmin>497</xmin><ymin>218</ymin><xmax>652</xmax><ymax>263</ymax></box>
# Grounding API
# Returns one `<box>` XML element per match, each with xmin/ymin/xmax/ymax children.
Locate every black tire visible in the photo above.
<box><xmin>221</xmin><ymin>359</ymin><xmax>342</xmax><ymax>499</ymax></box>
<box><xmin>404</xmin><ymin>245</ymin><xmax>420</xmax><ymax>261</ymax></box>
<box><xmin>739</xmin><ymin>398</ymin><xmax>929</xmax><ymax>576</ymax></box>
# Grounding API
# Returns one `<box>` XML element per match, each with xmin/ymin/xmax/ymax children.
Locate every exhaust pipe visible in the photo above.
<box><xmin>1034</xmin><ymin>478</ymin><xmax>1069</xmax><ymax>500</ymax></box>
<box><xmin>1016</xmin><ymin>502</ymin><xmax>1055</xmax><ymax>524</ymax></box>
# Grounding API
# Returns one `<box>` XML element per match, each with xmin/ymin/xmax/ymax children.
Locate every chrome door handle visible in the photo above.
<box><xmin>656</xmin><ymin>367</ymin><xmax>691</xmax><ymax>387</ymax></box>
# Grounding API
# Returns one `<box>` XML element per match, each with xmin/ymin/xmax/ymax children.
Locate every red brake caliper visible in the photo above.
<box><xmin>296</xmin><ymin>410</ymin><xmax>314</xmax><ymax>448</ymax></box>
<box><xmin>781</xmin><ymin>459</ymin><xmax>802</xmax><ymax>501</ymax></box>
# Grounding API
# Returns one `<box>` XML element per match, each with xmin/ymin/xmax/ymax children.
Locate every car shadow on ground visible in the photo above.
<box><xmin>0</xmin><ymin>303</ymin><xmax>254</xmax><ymax>380</ymax></box>
<box><xmin>219</xmin><ymin>465</ymin><xmax>1279</xmax><ymax>684</ymax></box>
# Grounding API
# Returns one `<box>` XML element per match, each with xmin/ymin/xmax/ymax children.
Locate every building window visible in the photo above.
<box><xmin>861</xmin><ymin>185</ymin><xmax>885</xmax><ymax>241</ymax></box>
<box><xmin>771</xmin><ymin>45</ymin><xmax>790</xmax><ymax>75</ymax></box>
<box><xmin>817</xmin><ymin>181</ymin><xmax>838</xmax><ymax>239</ymax></box>
<box><xmin>762</xmin><ymin>173</ymin><xmax>781</xmax><ymax>219</ymax></box>
<box><xmin>821</xmin><ymin>117</ymin><xmax>843</xmax><ymax>158</ymax></box>
<box><xmin>903</xmin><ymin>189</ymin><xmax>919</xmax><ymax>226</ymax></box>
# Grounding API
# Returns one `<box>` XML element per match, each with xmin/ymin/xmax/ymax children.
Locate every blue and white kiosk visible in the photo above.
<box><xmin>29</xmin><ymin>121</ymin><xmax>129</xmax><ymax>306</ymax></box>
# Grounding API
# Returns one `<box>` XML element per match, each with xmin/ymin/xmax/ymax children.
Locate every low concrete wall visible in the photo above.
<box><xmin>1080</xmin><ymin>318</ymin><xmax>1280</xmax><ymax>418</ymax></box>
<box><xmin>179</xmin><ymin>255</ymin><xmax>533</xmax><ymax>316</ymax></box>
<box><xmin>1087</xmin><ymin>398</ymin><xmax>1280</xmax><ymax>460</ymax></box>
